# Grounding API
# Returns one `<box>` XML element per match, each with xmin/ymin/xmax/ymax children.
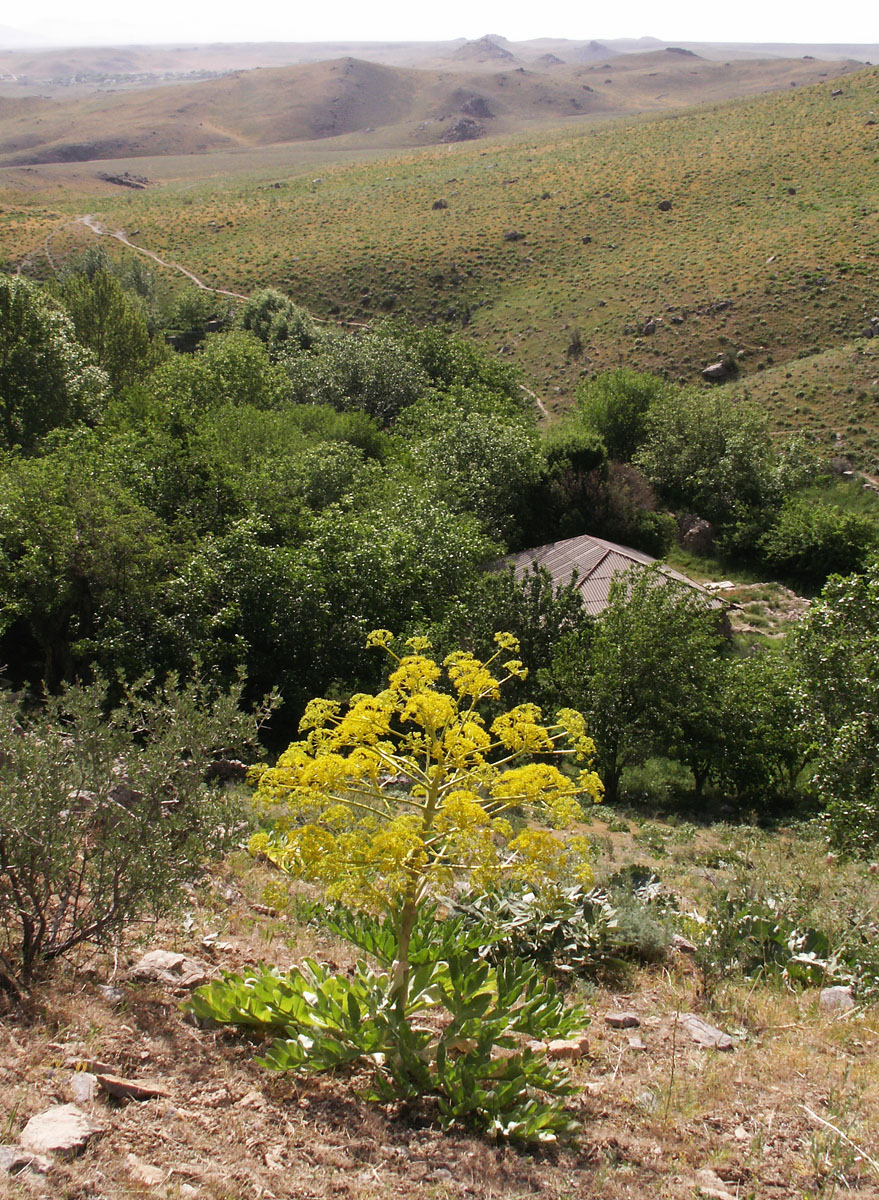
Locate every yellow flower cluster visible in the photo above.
<box><xmin>251</xmin><ymin>631</ymin><xmax>603</xmax><ymax>912</ymax></box>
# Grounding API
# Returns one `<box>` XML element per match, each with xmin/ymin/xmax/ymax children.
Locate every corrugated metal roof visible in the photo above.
<box><xmin>505</xmin><ymin>533</ymin><xmax>724</xmax><ymax>615</ymax></box>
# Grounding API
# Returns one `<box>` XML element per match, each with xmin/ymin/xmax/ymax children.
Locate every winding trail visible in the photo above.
<box><xmin>17</xmin><ymin>215</ymin><xmax>549</xmax><ymax>416</ymax></box>
<box><xmin>77</xmin><ymin>214</ymin><xmax>249</xmax><ymax>300</ymax></box>
<box><xmin>519</xmin><ymin>382</ymin><xmax>550</xmax><ymax>420</ymax></box>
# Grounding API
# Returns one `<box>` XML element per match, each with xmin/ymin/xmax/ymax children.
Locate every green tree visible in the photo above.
<box><xmin>715</xmin><ymin>650</ymin><xmax>810</xmax><ymax>806</ymax></box>
<box><xmin>759</xmin><ymin>497</ymin><xmax>879</xmax><ymax>583</ymax></box>
<box><xmin>54</xmin><ymin>269</ymin><xmax>164</xmax><ymax>388</ymax></box>
<box><xmin>0</xmin><ymin>438</ymin><xmax>177</xmax><ymax>688</ymax></box>
<box><xmin>284</xmin><ymin>330</ymin><xmax>428</xmax><ymax>425</ymax></box>
<box><xmin>0</xmin><ymin>275</ymin><xmax>108</xmax><ymax>452</ymax></box>
<box><xmin>572</xmin><ymin>567</ymin><xmax>726</xmax><ymax>803</ymax></box>
<box><xmin>397</xmin><ymin>397</ymin><xmax>542</xmax><ymax>541</ymax></box>
<box><xmin>634</xmin><ymin>390</ymin><xmax>777</xmax><ymax>542</ymax></box>
<box><xmin>793</xmin><ymin>560</ymin><xmax>879</xmax><ymax>852</ymax></box>
<box><xmin>575</xmin><ymin>369</ymin><xmax>673</xmax><ymax>462</ymax></box>
<box><xmin>239</xmin><ymin>287</ymin><xmax>321</xmax><ymax>355</ymax></box>
<box><xmin>148</xmin><ymin>330</ymin><xmax>290</xmax><ymax>414</ymax></box>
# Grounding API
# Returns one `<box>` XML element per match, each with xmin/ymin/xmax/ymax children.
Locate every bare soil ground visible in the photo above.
<box><xmin>3</xmin><ymin>821</ymin><xmax>878</xmax><ymax>1200</ymax></box>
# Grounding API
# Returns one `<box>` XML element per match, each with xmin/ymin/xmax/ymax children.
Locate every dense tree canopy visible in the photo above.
<box><xmin>0</xmin><ymin>275</ymin><xmax>108</xmax><ymax>453</ymax></box>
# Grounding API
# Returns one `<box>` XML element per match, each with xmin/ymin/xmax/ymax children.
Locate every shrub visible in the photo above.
<box><xmin>793</xmin><ymin>560</ymin><xmax>879</xmax><ymax>853</ymax></box>
<box><xmin>0</xmin><ymin>673</ymin><xmax>271</xmax><ymax>997</ymax></box>
<box><xmin>452</xmin><ymin>869</ymin><xmax>671</xmax><ymax>979</ymax></box>
<box><xmin>574</xmin><ymin>369</ymin><xmax>673</xmax><ymax>462</ymax></box>
<box><xmin>759</xmin><ymin>497</ymin><xmax>878</xmax><ymax>583</ymax></box>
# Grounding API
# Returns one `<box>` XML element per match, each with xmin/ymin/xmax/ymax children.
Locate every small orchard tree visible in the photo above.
<box><xmin>250</xmin><ymin>632</ymin><xmax>602</xmax><ymax>1011</ymax></box>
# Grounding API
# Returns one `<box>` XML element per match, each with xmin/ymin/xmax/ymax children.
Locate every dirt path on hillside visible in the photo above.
<box><xmin>77</xmin><ymin>214</ymin><xmax>249</xmax><ymax>300</ymax></box>
<box><xmin>519</xmin><ymin>382</ymin><xmax>550</xmax><ymax>419</ymax></box>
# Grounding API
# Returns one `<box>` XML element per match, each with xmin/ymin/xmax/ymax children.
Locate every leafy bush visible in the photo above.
<box><xmin>793</xmin><ymin>561</ymin><xmax>879</xmax><ymax>853</ymax></box>
<box><xmin>574</xmin><ymin>369</ymin><xmax>673</xmax><ymax>462</ymax></box>
<box><xmin>284</xmin><ymin>330</ymin><xmax>429</xmax><ymax>425</ymax></box>
<box><xmin>699</xmin><ymin>887</ymin><xmax>855</xmax><ymax>989</ymax></box>
<box><xmin>0</xmin><ymin>674</ymin><xmax>270</xmax><ymax>997</ymax></box>
<box><xmin>189</xmin><ymin>949</ymin><xmax>583</xmax><ymax>1143</ymax></box>
<box><xmin>452</xmin><ymin>868</ymin><xmax>671</xmax><ymax>979</ymax></box>
<box><xmin>635</xmin><ymin>390</ymin><xmax>777</xmax><ymax>537</ymax></box>
<box><xmin>239</xmin><ymin>287</ymin><xmax>321</xmax><ymax>355</ymax></box>
<box><xmin>759</xmin><ymin>497</ymin><xmax>878</xmax><ymax>583</ymax></box>
<box><xmin>0</xmin><ymin>275</ymin><xmax>108</xmax><ymax>453</ymax></box>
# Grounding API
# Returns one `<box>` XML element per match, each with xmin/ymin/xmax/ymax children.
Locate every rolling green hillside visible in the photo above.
<box><xmin>3</xmin><ymin>66</ymin><xmax>879</xmax><ymax>462</ymax></box>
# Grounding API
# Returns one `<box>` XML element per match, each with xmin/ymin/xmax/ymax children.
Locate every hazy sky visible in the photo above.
<box><xmin>9</xmin><ymin>0</ymin><xmax>878</xmax><ymax>47</ymax></box>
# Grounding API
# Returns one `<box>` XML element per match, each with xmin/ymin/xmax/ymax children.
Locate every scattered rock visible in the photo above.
<box><xmin>96</xmin><ymin>985</ymin><xmax>125</xmax><ymax>1004</ymax></box>
<box><xmin>582</xmin><ymin>234</ymin><xmax>592</xmax><ymax>244</ymax></box>
<box><xmin>819</xmin><ymin>985</ymin><xmax>855</xmax><ymax>1013</ymax></box>
<box><xmin>97</xmin><ymin>171</ymin><xmax>150</xmax><ymax>189</ymax></box>
<box><xmin>503</xmin><ymin>230</ymin><xmax>525</xmax><ymax>242</ymax></box>
<box><xmin>18</xmin><ymin>1105</ymin><xmax>104</xmax><ymax>1159</ymax></box>
<box><xmin>642</xmin><ymin>319</ymin><xmax>656</xmax><ymax>335</ymax></box>
<box><xmin>678</xmin><ymin>515</ymin><xmax>715</xmax><ymax>556</ymax></box>
<box><xmin>70</xmin><ymin>1073</ymin><xmax>99</xmax><ymax>1105</ymax></box>
<box><xmin>129</xmin><ymin>950</ymin><xmax>209</xmax><ymax>988</ymax></box>
<box><xmin>679</xmin><ymin>1015</ymin><xmax>734</xmax><ymax>1051</ymax></box>
<box><xmin>460</xmin><ymin>95</ymin><xmax>493</xmax><ymax>119</ymax></box>
<box><xmin>605</xmin><ymin>1011</ymin><xmax>640</xmax><ymax>1029</ymax></box>
<box><xmin>829</xmin><ymin>455</ymin><xmax>854</xmax><ymax>475</ymax></box>
<box><xmin>126</xmin><ymin>1154</ymin><xmax>167</xmax><ymax>1187</ymax></box>
<box><xmin>635</xmin><ymin>1089</ymin><xmax>659</xmax><ymax>1113</ymax></box>
<box><xmin>441</xmin><ymin>117</ymin><xmax>484</xmax><ymax>143</ymax></box>
<box><xmin>702</xmin><ymin>361</ymin><xmax>730</xmax><ymax>382</ymax></box>
<box><xmin>546</xmin><ymin>1034</ymin><xmax>590</xmax><ymax>1061</ymax></box>
<box><xmin>693</xmin><ymin>1166</ymin><xmax>737</xmax><ymax>1200</ymax></box>
<box><xmin>657</xmin><ymin>199</ymin><xmax>673</xmax><ymax>211</ymax></box>
<box><xmin>0</xmin><ymin>1145</ymin><xmax>53</xmax><ymax>1175</ymax></box>
<box><xmin>628</xmin><ymin>1036</ymin><xmax>647</xmax><ymax>1051</ymax></box>
<box><xmin>96</xmin><ymin>1074</ymin><xmax>172</xmax><ymax>1102</ymax></box>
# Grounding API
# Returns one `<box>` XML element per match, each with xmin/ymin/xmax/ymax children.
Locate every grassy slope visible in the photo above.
<box><xmin>2</xmin><ymin>65</ymin><xmax>879</xmax><ymax>461</ymax></box>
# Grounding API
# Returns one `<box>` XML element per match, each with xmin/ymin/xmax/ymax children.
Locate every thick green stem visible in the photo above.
<box><xmin>389</xmin><ymin>741</ymin><xmax>444</xmax><ymax>1017</ymax></box>
<box><xmin>390</xmin><ymin>894</ymin><xmax>419</xmax><ymax>1017</ymax></box>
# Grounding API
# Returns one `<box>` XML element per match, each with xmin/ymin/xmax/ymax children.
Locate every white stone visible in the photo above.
<box><xmin>126</xmin><ymin>1154</ymin><xmax>167</xmax><ymax>1187</ymax></box>
<box><xmin>70</xmin><ymin>1073</ymin><xmax>99</xmax><ymax>1105</ymax></box>
<box><xmin>679</xmin><ymin>1014</ymin><xmax>734</xmax><ymax>1051</ymax></box>
<box><xmin>819</xmin><ymin>985</ymin><xmax>855</xmax><ymax>1013</ymax></box>
<box><xmin>129</xmin><ymin>950</ymin><xmax>209</xmax><ymax>988</ymax></box>
<box><xmin>18</xmin><ymin>1105</ymin><xmax>103</xmax><ymax>1159</ymax></box>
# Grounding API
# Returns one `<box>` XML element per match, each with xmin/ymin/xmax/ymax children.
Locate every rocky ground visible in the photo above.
<box><xmin>2</xmin><ymin>830</ymin><xmax>878</xmax><ymax>1200</ymax></box>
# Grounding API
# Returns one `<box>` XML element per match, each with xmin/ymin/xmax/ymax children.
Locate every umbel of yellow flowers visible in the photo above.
<box><xmin>250</xmin><ymin>632</ymin><xmax>603</xmax><ymax>1009</ymax></box>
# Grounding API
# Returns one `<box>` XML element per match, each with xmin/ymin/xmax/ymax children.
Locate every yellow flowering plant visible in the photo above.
<box><xmin>250</xmin><ymin>631</ymin><xmax>602</xmax><ymax>1011</ymax></box>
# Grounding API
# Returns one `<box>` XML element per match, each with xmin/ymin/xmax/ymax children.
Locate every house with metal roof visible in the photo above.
<box><xmin>505</xmin><ymin>532</ymin><xmax>725</xmax><ymax>616</ymax></box>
